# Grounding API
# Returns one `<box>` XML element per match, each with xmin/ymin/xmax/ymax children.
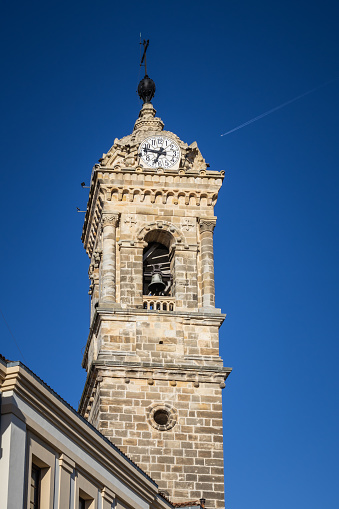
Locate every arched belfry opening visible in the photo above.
<box><xmin>143</xmin><ymin>230</ymin><xmax>174</xmax><ymax>296</ymax></box>
<box><xmin>143</xmin><ymin>242</ymin><xmax>171</xmax><ymax>295</ymax></box>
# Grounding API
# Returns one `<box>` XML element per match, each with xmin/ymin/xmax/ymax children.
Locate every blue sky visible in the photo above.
<box><xmin>1</xmin><ymin>1</ymin><xmax>338</xmax><ymax>507</ymax></box>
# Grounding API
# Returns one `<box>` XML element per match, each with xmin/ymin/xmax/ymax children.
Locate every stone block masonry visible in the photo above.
<box><xmin>96</xmin><ymin>371</ymin><xmax>226</xmax><ymax>508</ymax></box>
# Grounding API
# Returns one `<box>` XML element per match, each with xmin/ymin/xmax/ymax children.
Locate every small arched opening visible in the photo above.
<box><xmin>143</xmin><ymin>230</ymin><xmax>174</xmax><ymax>296</ymax></box>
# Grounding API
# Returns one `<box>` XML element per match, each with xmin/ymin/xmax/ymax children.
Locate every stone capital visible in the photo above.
<box><xmin>199</xmin><ymin>218</ymin><xmax>216</xmax><ymax>234</ymax></box>
<box><xmin>102</xmin><ymin>487</ymin><xmax>115</xmax><ymax>503</ymax></box>
<box><xmin>101</xmin><ymin>212</ymin><xmax>119</xmax><ymax>228</ymax></box>
<box><xmin>59</xmin><ymin>454</ymin><xmax>75</xmax><ymax>474</ymax></box>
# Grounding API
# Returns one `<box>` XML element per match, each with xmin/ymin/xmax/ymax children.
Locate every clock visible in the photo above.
<box><xmin>139</xmin><ymin>135</ymin><xmax>180</xmax><ymax>168</ymax></box>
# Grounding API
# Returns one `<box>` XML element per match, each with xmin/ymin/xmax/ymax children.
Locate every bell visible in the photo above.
<box><xmin>148</xmin><ymin>271</ymin><xmax>166</xmax><ymax>295</ymax></box>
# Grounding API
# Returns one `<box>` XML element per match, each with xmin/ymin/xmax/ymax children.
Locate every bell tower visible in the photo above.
<box><xmin>79</xmin><ymin>61</ymin><xmax>231</xmax><ymax>508</ymax></box>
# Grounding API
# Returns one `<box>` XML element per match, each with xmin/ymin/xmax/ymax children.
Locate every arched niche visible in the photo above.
<box><xmin>143</xmin><ymin>229</ymin><xmax>175</xmax><ymax>296</ymax></box>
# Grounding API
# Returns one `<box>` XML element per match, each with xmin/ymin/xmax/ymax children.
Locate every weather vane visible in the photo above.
<box><xmin>137</xmin><ymin>38</ymin><xmax>156</xmax><ymax>104</ymax></box>
<box><xmin>140</xmin><ymin>39</ymin><xmax>149</xmax><ymax>76</ymax></box>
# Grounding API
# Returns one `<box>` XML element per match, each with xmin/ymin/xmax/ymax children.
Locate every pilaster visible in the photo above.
<box><xmin>100</xmin><ymin>212</ymin><xmax>119</xmax><ymax>303</ymax></box>
<box><xmin>199</xmin><ymin>218</ymin><xmax>217</xmax><ymax>308</ymax></box>
<box><xmin>0</xmin><ymin>411</ymin><xmax>27</xmax><ymax>509</ymax></box>
<box><xmin>58</xmin><ymin>454</ymin><xmax>75</xmax><ymax>509</ymax></box>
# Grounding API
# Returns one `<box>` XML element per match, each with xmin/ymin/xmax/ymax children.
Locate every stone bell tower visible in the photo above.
<box><xmin>79</xmin><ymin>72</ymin><xmax>231</xmax><ymax>508</ymax></box>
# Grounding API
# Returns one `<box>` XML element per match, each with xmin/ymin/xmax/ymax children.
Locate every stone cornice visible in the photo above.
<box><xmin>118</xmin><ymin>239</ymin><xmax>147</xmax><ymax>249</ymax></box>
<box><xmin>81</xmin><ymin>166</ymin><xmax>224</xmax><ymax>257</ymax></box>
<box><xmin>94</xmin><ymin>363</ymin><xmax>232</xmax><ymax>381</ymax></box>
<box><xmin>92</xmin><ymin>305</ymin><xmax>225</xmax><ymax>323</ymax></box>
<box><xmin>173</xmin><ymin>243</ymin><xmax>198</xmax><ymax>252</ymax></box>
<box><xmin>79</xmin><ymin>361</ymin><xmax>232</xmax><ymax>426</ymax></box>
<box><xmin>82</xmin><ymin>306</ymin><xmax>226</xmax><ymax>370</ymax></box>
<box><xmin>95</xmin><ymin>167</ymin><xmax>225</xmax><ymax>181</ymax></box>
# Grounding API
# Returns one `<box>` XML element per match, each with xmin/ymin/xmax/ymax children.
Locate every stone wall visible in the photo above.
<box><xmin>84</xmin><ymin>310</ymin><xmax>224</xmax><ymax>369</ymax></box>
<box><xmin>97</xmin><ymin>372</ymin><xmax>226</xmax><ymax>508</ymax></box>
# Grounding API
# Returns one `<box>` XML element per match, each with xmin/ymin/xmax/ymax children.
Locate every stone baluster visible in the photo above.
<box><xmin>100</xmin><ymin>212</ymin><xmax>119</xmax><ymax>303</ymax></box>
<box><xmin>199</xmin><ymin>218</ymin><xmax>217</xmax><ymax>308</ymax></box>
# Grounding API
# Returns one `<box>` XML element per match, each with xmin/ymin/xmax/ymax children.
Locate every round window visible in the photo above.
<box><xmin>153</xmin><ymin>409</ymin><xmax>170</xmax><ymax>426</ymax></box>
<box><xmin>147</xmin><ymin>404</ymin><xmax>177</xmax><ymax>431</ymax></box>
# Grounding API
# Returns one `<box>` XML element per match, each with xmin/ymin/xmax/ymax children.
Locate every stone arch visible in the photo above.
<box><xmin>110</xmin><ymin>188</ymin><xmax>119</xmax><ymax>202</ymax></box>
<box><xmin>137</xmin><ymin>223</ymin><xmax>188</xmax><ymax>303</ymax></box>
<box><xmin>212</xmin><ymin>193</ymin><xmax>218</xmax><ymax>206</ymax></box>
<box><xmin>166</xmin><ymin>192</ymin><xmax>175</xmax><ymax>205</ymax></box>
<box><xmin>155</xmin><ymin>191</ymin><xmax>163</xmax><ymax>204</ymax></box>
<box><xmin>144</xmin><ymin>229</ymin><xmax>175</xmax><ymax>250</ymax></box>
<box><xmin>137</xmin><ymin>221</ymin><xmax>185</xmax><ymax>248</ymax></box>
<box><xmin>200</xmin><ymin>193</ymin><xmax>208</xmax><ymax>207</ymax></box>
<box><xmin>143</xmin><ymin>190</ymin><xmax>152</xmax><ymax>204</ymax></box>
<box><xmin>189</xmin><ymin>192</ymin><xmax>197</xmax><ymax>206</ymax></box>
<box><xmin>142</xmin><ymin>228</ymin><xmax>177</xmax><ymax>298</ymax></box>
<box><xmin>133</xmin><ymin>189</ymin><xmax>141</xmax><ymax>203</ymax></box>
<box><xmin>178</xmin><ymin>192</ymin><xmax>186</xmax><ymax>205</ymax></box>
<box><xmin>122</xmin><ymin>189</ymin><xmax>129</xmax><ymax>202</ymax></box>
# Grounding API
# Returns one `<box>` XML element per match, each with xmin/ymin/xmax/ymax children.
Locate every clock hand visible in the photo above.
<box><xmin>154</xmin><ymin>152</ymin><xmax>161</xmax><ymax>163</ymax></box>
<box><xmin>154</xmin><ymin>147</ymin><xmax>167</xmax><ymax>163</ymax></box>
<box><xmin>143</xmin><ymin>147</ymin><xmax>167</xmax><ymax>156</ymax></box>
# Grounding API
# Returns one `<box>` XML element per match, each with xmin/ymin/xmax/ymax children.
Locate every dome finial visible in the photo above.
<box><xmin>137</xmin><ymin>39</ymin><xmax>156</xmax><ymax>104</ymax></box>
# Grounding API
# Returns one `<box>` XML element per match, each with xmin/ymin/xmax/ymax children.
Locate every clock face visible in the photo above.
<box><xmin>139</xmin><ymin>135</ymin><xmax>180</xmax><ymax>169</ymax></box>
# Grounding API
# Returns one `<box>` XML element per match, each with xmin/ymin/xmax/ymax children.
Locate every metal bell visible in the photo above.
<box><xmin>148</xmin><ymin>271</ymin><xmax>166</xmax><ymax>295</ymax></box>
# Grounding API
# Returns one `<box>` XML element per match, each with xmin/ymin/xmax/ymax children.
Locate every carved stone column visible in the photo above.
<box><xmin>100</xmin><ymin>212</ymin><xmax>119</xmax><ymax>302</ymax></box>
<box><xmin>199</xmin><ymin>218</ymin><xmax>217</xmax><ymax>308</ymax></box>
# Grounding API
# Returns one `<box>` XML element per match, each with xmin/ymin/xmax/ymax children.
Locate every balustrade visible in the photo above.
<box><xmin>143</xmin><ymin>296</ymin><xmax>175</xmax><ymax>311</ymax></box>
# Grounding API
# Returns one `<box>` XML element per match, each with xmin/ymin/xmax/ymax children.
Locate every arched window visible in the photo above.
<box><xmin>143</xmin><ymin>241</ymin><xmax>172</xmax><ymax>296</ymax></box>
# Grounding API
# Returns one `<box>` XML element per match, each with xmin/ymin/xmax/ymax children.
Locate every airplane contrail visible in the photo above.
<box><xmin>220</xmin><ymin>78</ymin><xmax>338</xmax><ymax>137</ymax></box>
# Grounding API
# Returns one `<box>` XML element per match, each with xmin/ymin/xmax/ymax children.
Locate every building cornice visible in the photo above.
<box><xmin>81</xmin><ymin>166</ymin><xmax>225</xmax><ymax>256</ymax></box>
<box><xmin>81</xmin><ymin>306</ymin><xmax>226</xmax><ymax>369</ymax></box>
<box><xmin>79</xmin><ymin>361</ymin><xmax>232</xmax><ymax>424</ymax></box>
<box><xmin>0</xmin><ymin>361</ymin><xmax>172</xmax><ymax>507</ymax></box>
